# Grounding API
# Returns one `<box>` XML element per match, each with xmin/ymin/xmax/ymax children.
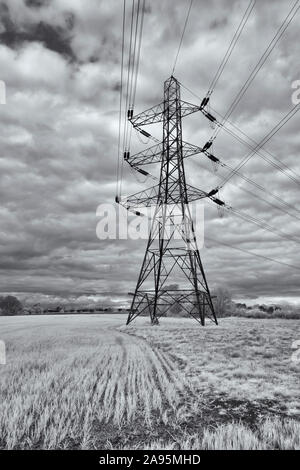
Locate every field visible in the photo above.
<box><xmin>0</xmin><ymin>314</ymin><xmax>299</xmax><ymax>450</ymax></box>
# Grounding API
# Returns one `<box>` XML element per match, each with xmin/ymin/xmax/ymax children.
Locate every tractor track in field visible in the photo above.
<box><xmin>1</xmin><ymin>315</ymin><xmax>299</xmax><ymax>449</ymax></box>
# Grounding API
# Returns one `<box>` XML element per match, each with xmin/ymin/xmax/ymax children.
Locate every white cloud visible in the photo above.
<box><xmin>0</xmin><ymin>0</ymin><xmax>299</xmax><ymax>304</ymax></box>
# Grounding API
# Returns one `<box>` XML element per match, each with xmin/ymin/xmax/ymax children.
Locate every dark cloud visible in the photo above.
<box><xmin>209</xmin><ymin>17</ymin><xmax>228</xmax><ymax>30</ymax></box>
<box><xmin>24</xmin><ymin>0</ymin><xmax>51</xmax><ymax>8</ymax></box>
<box><xmin>0</xmin><ymin>2</ymin><xmax>75</xmax><ymax>59</ymax></box>
<box><xmin>0</xmin><ymin>2</ymin><xmax>13</xmax><ymax>30</ymax></box>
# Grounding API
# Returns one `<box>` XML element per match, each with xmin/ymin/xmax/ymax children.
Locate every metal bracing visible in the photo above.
<box><xmin>130</xmin><ymin>99</ymin><xmax>202</xmax><ymax>127</ymax></box>
<box><xmin>119</xmin><ymin>183</ymin><xmax>207</xmax><ymax>209</ymax></box>
<box><xmin>124</xmin><ymin>76</ymin><xmax>218</xmax><ymax>326</ymax></box>
<box><xmin>125</xmin><ymin>141</ymin><xmax>204</xmax><ymax>168</ymax></box>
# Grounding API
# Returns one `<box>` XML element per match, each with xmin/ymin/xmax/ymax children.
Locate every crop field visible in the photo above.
<box><xmin>0</xmin><ymin>314</ymin><xmax>299</xmax><ymax>449</ymax></box>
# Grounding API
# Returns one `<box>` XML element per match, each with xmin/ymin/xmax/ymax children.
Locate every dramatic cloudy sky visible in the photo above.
<box><xmin>0</xmin><ymin>0</ymin><xmax>299</xmax><ymax>306</ymax></box>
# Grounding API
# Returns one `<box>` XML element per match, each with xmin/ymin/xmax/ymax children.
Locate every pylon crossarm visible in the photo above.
<box><xmin>128</xmin><ymin>141</ymin><xmax>203</xmax><ymax>165</ymax></box>
<box><xmin>126</xmin><ymin>140</ymin><xmax>204</xmax><ymax>168</ymax></box>
<box><xmin>182</xmin><ymin>142</ymin><xmax>204</xmax><ymax>159</ymax></box>
<box><xmin>130</xmin><ymin>102</ymin><xmax>164</xmax><ymax>127</ymax></box>
<box><xmin>185</xmin><ymin>184</ymin><xmax>208</xmax><ymax>202</ymax></box>
<box><xmin>126</xmin><ymin>143</ymin><xmax>163</xmax><ymax>166</ymax></box>
<box><xmin>120</xmin><ymin>184</ymin><xmax>208</xmax><ymax>210</ymax></box>
<box><xmin>180</xmin><ymin>100</ymin><xmax>202</xmax><ymax>117</ymax></box>
<box><xmin>119</xmin><ymin>185</ymin><xmax>159</xmax><ymax>209</ymax></box>
<box><xmin>130</xmin><ymin>100</ymin><xmax>203</xmax><ymax>128</ymax></box>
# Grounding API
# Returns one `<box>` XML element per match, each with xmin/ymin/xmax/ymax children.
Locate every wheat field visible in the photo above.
<box><xmin>0</xmin><ymin>314</ymin><xmax>299</xmax><ymax>449</ymax></box>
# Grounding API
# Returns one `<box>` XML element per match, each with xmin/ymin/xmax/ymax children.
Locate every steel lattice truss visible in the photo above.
<box><xmin>119</xmin><ymin>183</ymin><xmax>207</xmax><ymax>208</ymax></box>
<box><xmin>130</xmin><ymin>100</ymin><xmax>202</xmax><ymax>127</ymax></box>
<box><xmin>125</xmin><ymin>141</ymin><xmax>204</xmax><ymax>167</ymax></box>
<box><xmin>124</xmin><ymin>76</ymin><xmax>218</xmax><ymax>325</ymax></box>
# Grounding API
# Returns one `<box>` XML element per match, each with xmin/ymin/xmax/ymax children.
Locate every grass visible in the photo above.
<box><xmin>124</xmin><ymin>317</ymin><xmax>300</xmax><ymax>404</ymax></box>
<box><xmin>0</xmin><ymin>314</ymin><xmax>299</xmax><ymax>449</ymax></box>
<box><xmin>132</xmin><ymin>417</ymin><xmax>300</xmax><ymax>450</ymax></box>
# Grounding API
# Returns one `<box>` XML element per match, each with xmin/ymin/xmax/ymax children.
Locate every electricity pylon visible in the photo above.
<box><xmin>119</xmin><ymin>76</ymin><xmax>219</xmax><ymax>325</ymax></box>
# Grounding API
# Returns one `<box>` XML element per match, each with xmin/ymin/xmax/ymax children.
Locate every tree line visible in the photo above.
<box><xmin>0</xmin><ymin>296</ymin><xmax>23</xmax><ymax>316</ymax></box>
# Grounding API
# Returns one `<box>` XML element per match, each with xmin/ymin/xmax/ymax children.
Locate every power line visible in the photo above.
<box><xmin>212</xmin><ymin>149</ymin><xmax>300</xmax><ymax>215</ymax></box>
<box><xmin>126</xmin><ymin>0</ymin><xmax>141</xmax><ymax>155</ymax></box>
<box><xmin>227</xmin><ymin>204</ymin><xmax>300</xmax><ymax>245</ymax></box>
<box><xmin>180</xmin><ymin>81</ymin><xmax>300</xmax><ymax>179</ymax></box>
<box><xmin>179</xmin><ymin>82</ymin><xmax>300</xmax><ymax>220</ymax></box>
<box><xmin>196</xmin><ymin>156</ymin><xmax>300</xmax><ymax>222</ymax></box>
<box><xmin>220</xmin><ymin>103</ymin><xmax>300</xmax><ymax>187</ymax></box>
<box><xmin>233</xmin><ymin>183</ymin><xmax>300</xmax><ymax>223</ymax></box>
<box><xmin>211</xmin><ymin>0</ymin><xmax>300</xmax><ymax>141</ymax></box>
<box><xmin>211</xmin><ymin>108</ymin><xmax>300</xmax><ymax>186</ymax></box>
<box><xmin>116</xmin><ymin>0</ymin><xmax>127</xmax><ymax>197</ymax></box>
<box><xmin>210</xmin><ymin>104</ymin><xmax>300</xmax><ymax>187</ymax></box>
<box><xmin>180</xmin><ymin>81</ymin><xmax>300</xmax><ymax>189</ymax></box>
<box><xmin>132</xmin><ymin>0</ymin><xmax>146</xmax><ymax>109</ymax></box>
<box><xmin>127</xmin><ymin>0</ymin><xmax>146</xmax><ymax>152</ymax></box>
<box><xmin>172</xmin><ymin>0</ymin><xmax>194</xmax><ymax>75</ymax></box>
<box><xmin>206</xmin><ymin>236</ymin><xmax>300</xmax><ymax>272</ymax></box>
<box><xmin>209</xmin><ymin>105</ymin><xmax>300</xmax><ymax>181</ymax></box>
<box><xmin>119</xmin><ymin>0</ymin><xmax>146</xmax><ymax>197</ymax></box>
<box><xmin>207</xmin><ymin>197</ymin><xmax>300</xmax><ymax>246</ymax></box>
<box><xmin>219</xmin><ymin>165</ymin><xmax>300</xmax><ymax>219</ymax></box>
<box><xmin>207</xmin><ymin>0</ymin><xmax>255</xmax><ymax>97</ymax></box>
<box><xmin>123</xmin><ymin>0</ymin><xmax>136</xmax><ymax>153</ymax></box>
<box><xmin>119</xmin><ymin>0</ymin><xmax>136</xmax><ymax>198</ymax></box>
<box><xmin>127</xmin><ymin>153</ymin><xmax>300</xmax><ymax>224</ymax></box>
<box><xmin>126</xmin><ymin>129</ymin><xmax>300</xmax><ymax>226</ymax></box>
<box><xmin>133</xmin><ymin>90</ymin><xmax>300</xmax><ymax>230</ymax></box>
<box><xmin>128</xmin><ymin>0</ymin><xmax>141</xmax><ymax>109</ymax></box>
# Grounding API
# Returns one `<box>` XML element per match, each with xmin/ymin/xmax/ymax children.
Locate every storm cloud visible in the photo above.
<box><xmin>0</xmin><ymin>0</ymin><xmax>299</xmax><ymax>305</ymax></box>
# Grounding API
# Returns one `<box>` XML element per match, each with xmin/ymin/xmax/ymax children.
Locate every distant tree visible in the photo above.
<box><xmin>236</xmin><ymin>302</ymin><xmax>247</xmax><ymax>309</ymax></box>
<box><xmin>214</xmin><ymin>288</ymin><xmax>232</xmax><ymax>317</ymax></box>
<box><xmin>31</xmin><ymin>303</ymin><xmax>43</xmax><ymax>315</ymax></box>
<box><xmin>170</xmin><ymin>301</ymin><xmax>182</xmax><ymax>316</ymax></box>
<box><xmin>162</xmin><ymin>283</ymin><xmax>182</xmax><ymax>317</ymax></box>
<box><xmin>23</xmin><ymin>307</ymin><xmax>32</xmax><ymax>315</ymax></box>
<box><xmin>259</xmin><ymin>304</ymin><xmax>267</xmax><ymax>312</ymax></box>
<box><xmin>0</xmin><ymin>295</ymin><xmax>23</xmax><ymax>316</ymax></box>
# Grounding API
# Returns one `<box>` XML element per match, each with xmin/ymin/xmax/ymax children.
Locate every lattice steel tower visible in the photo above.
<box><xmin>119</xmin><ymin>76</ymin><xmax>218</xmax><ymax>325</ymax></box>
